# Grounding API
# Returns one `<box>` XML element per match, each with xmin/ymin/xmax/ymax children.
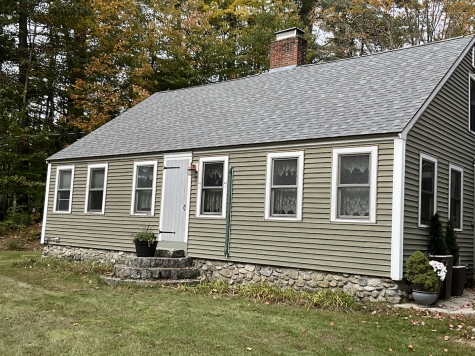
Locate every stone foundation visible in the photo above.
<box><xmin>42</xmin><ymin>245</ymin><xmax>135</xmax><ymax>265</ymax></box>
<box><xmin>42</xmin><ymin>245</ymin><xmax>409</xmax><ymax>303</ymax></box>
<box><xmin>194</xmin><ymin>259</ymin><xmax>410</xmax><ymax>304</ymax></box>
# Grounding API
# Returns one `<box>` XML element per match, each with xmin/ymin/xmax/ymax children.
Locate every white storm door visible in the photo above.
<box><xmin>159</xmin><ymin>153</ymin><xmax>191</xmax><ymax>242</ymax></box>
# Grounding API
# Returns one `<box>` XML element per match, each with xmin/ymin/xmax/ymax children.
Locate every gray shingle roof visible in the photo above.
<box><xmin>49</xmin><ymin>35</ymin><xmax>475</xmax><ymax>161</ymax></box>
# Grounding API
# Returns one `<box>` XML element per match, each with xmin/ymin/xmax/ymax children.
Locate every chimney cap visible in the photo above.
<box><xmin>274</xmin><ymin>27</ymin><xmax>305</xmax><ymax>41</ymax></box>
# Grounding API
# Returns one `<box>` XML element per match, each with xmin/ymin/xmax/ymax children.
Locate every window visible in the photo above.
<box><xmin>196</xmin><ymin>156</ymin><xmax>228</xmax><ymax>218</ymax></box>
<box><xmin>131</xmin><ymin>161</ymin><xmax>157</xmax><ymax>215</ymax></box>
<box><xmin>470</xmin><ymin>75</ymin><xmax>475</xmax><ymax>132</ymax></box>
<box><xmin>331</xmin><ymin>146</ymin><xmax>378</xmax><ymax>223</ymax></box>
<box><xmin>85</xmin><ymin>163</ymin><xmax>108</xmax><ymax>214</ymax></box>
<box><xmin>449</xmin><ymin>164</ymin><xmax>463</xmax><ymax>230</ymax></box>
<box><xmin>418</xmin><ymin>153</ymin><xmax>437</xmax><ymax>227</ymax></box>
<box><xmin>53</xmin><ymin>166</ymin><xmax>75</xmax><ymax>213</ymax></box>
<box><xmin>265</xmin><ymin>151</ymin><xmax>304</xmax><ymax>221</ymax></box>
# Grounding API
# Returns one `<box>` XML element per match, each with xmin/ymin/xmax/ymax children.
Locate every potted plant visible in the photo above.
<box><xmin>406</xmin><ymin>250</ymin><xmax>444</xmax><ymax>306</ymax></box>
<box><xmin>133</xmin><ymin>225</ymin><xmax>158</xmax><ymax>257</ymax></box>
<box><xmin>445</xmin><ymin>219</ymin><xmax>466</xmax><ymax>296</ymax></box>
<box><xmin>427</xmin><ymin>213</ymin><xmax>453</xmax><ymax>300</ymax></box>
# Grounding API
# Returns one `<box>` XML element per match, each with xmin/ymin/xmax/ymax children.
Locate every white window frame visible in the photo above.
<box><xmin>52</xmin><ymin>165</ymin><xmax>75</xmax><ymax>213</ymax></box>
<box><xmin>265</xmin><ymin>151</ymin><xmax>304</xmax><ymax>221</ymax></box>
<box><xmin>130</xmin><ymin>160</ymin><xmax>157</xmax><ymax>216</ymax></box>
<box><xmin>196</xmin><ymin>156</ymin><xmax>229</xmax><ymax>218</ymax></box>
<box><xmin>418</xmin><ymin>153</ymin><xmax>437</xmax><ymax>228</ymax></box>
<box><xmin>331</xmin><ymin>146</ymin><xmax>378</xmax><ymax>224</ymax></box>
<box><xmin>84</xmin><ymin>163</ymin><xmax>108</xmax><ymax>214</ymax></box>
<box><xmin>469</xmin><ymin>74</ymin><xmax>475</xmax><ymax>134</ymax></box>
<box><xmin>448</xmin><ymin>164</ymin><xmax>463</xmax><ymax>231</ymax></box>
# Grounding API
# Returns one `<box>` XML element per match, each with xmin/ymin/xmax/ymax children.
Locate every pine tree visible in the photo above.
<box><xmin>445</xmin><ymin>219</ymin><xmax>460</xmax><ymax>264</ymax></box>
<box><xmin>428</xmin><ymin>213</ymin><xmax>448</xmax><ymax>255</ymax></box>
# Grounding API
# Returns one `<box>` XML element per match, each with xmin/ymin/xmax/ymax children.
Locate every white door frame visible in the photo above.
<box><xmin>159</xmin><ymin>152</ymin><xmax>192</xmax><ymax>243</ymax></box>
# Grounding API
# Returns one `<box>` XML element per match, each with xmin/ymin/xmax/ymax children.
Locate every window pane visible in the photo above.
<box><xmin>56</xmin><ymin>191</ymin><xmax>70</xmax><ymax>211</ymax></box>
<box><xmin>339</xmin><ymin>155</ymin><xmax>369</xmax><ymax>184</ymax></box>
<box><xmin>203</xmin><ymin>162</ymin><xmax>223</xmax><ymax>187</ymax></box>
<box><xmin>202</xmin><ymin>188</ymin><xmax>223</xmax><ymax>213</ymax></box>
<box><xmin>91</xmin><ymin>168</ymin><xmax>105</xmax><ymax>189</ymax></box>
<box><xmin>135</xmin><ymin>190</ymin><xmax>152</xmax><ymax>212</ymax></box>
<box><xmin>420</xmin><ymin>192</ymin><xmax>434</xmax><ymax>225</ymax></box>
<box><xmin>470</xmin><ymin>77</ymin><xmax>475</xmax><ymax>132</ymax></box>
<box><xmin>137</xmin><ymin>166</ymin><xmax>153</xmax><ymax>188</ymax></box>
<box><xmin>58</xmin><ymin>170</ymin><xmax>72</xmax><ymax>189</ymax></box>
<box><xmin>272</xmin><ymin>188</ymin><xmax>297</xmax><ymax>215</ymax></box>
<box><xmin>339</xmin><ymin>187</ymin><xmax>370</xmax><ymax>217</ymax></box>
<box><xmin>451</xmin><ymin>170</ymin><xmax>461</xmax><ymax>199</ymax></box>
<box><xmin>273</xmin><ymin>159</ymin><xmax>297</xmax><ymax>186</ymax></box>
<box><xmin>421</xmin><ymin>160</ymin><xmax>434</xmax><ymax>192</ymax></box>
<box><xmin>89</xmin><ymin>190</ymin><xmax>103</xmax><ymax>211</ymax></box>
<box><xmin>450</xmin><ymin>199</ymin><xmax>461</xmax><ymax>229</ymax></box>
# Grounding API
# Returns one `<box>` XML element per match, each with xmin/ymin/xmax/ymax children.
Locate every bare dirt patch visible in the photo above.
<box><xmin>0</xmin><ymin>223</ymin><xmax>42</xmax><ymax>251</ymax></box>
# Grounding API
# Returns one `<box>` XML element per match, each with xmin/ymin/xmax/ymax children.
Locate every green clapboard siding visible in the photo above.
<box><xmin>404</xmin><ymin>51</ymin><xmax>475</xmax><ymax>269</ymax></box>
<box><xmin>188</xmin><ymin>138</ymin><xmax>395</xmax><ymax>277</ymax></box>
<box><xmin>45</xmin><ymin>153</ymin><xmax>163</xmax><ymax>252</ymax></box>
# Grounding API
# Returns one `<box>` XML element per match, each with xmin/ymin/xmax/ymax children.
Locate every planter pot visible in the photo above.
<box><xmin>134</xmin><ymin>241</ymin><xmax>158</xmax><ymax>257</ymax></box>
<box><xmin>430</xmin><ymin>255</ymin><xmax>453</xmax><ymax>300</ymax></box>
<box><xmin>412</xmin><ymin>290</ymin><xmax>438</xmax><ymax>306</ymax></box>
<box><xmin>451</xmin><ymin>266</ymin><xmax>466</xmax><ymax>297</ymax></box>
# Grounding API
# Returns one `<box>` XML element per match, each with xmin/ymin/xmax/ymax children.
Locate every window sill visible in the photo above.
<box><xmin>52</xmin><ymin>210</ymin><xmax>72</xmax><ymax>214</ymax></box>
<box><xmin>131</xmin><ymin>213</ymin><xmax>154</xmax><ymax>217</ymax></box>
<box><xmin>197</xmin><ymin>214</ymin><xmax>225</xmax><ymax>219</ymax></box>
<box><xmin>331</xmin><ymin>218</ymin><xmax>376</xmax><ymax>224</ymax></box>
<box><xmin>265</xmin><ymin>216</ymin><xmax>301</xmax><ymax>222</ymax></box>
<box><xmin>84</xmin><ymin>211</ymin><xmax>105</xmax><ymax>215</ymax></box>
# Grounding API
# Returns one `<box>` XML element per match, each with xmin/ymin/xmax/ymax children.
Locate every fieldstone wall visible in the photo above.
<box><xmin>42</xmin><ymin>245</ymin><xmax>410</xmax><ymax>303</ymax></box>
<box><xmin>194</xmin><ymin>259</ymin><xmax>410</xmax><ymax>304</ymax></box>
<box><xmin>42</xmin><ymin>245</ymin><xmax>135</xmax><ymax>265</ymax></box>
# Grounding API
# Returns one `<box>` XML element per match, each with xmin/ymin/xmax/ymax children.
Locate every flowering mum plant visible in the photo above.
<box><xmin>429</xmin><ymin>260</ymin><xmax>447</xmax><ymax>281</ymax></box>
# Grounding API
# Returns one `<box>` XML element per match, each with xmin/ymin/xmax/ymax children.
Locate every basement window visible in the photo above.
<box><xmin>85</xmin><ymin>163</ymin><xmax>108</xmax><ymax>214</ymax></box>
<box><xmin>53</xmin><ymin>165</ymin><xmax>75</xmax><ymax>213</ymax></box>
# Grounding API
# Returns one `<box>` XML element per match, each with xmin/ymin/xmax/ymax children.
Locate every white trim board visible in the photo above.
<box><xmin>41</xmin><ymin>163</ymin><xmax>52</xmax><ymax>244</ymax></box>
<box><xmin>390</xmin><ymin>138</ymin><xmax>406</xmax><ymax>280</ymax></box>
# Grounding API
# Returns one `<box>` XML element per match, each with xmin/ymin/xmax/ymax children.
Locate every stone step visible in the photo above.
<box><xmin>100</xmin><ymin>275</ymin><xmax>201</xmax><ymax>286</ymax></box>
<box><xmin>113</xmin><ymin>265</ymin><xmax>201</xmax><ymax>280</ymax></box>
<box><xmin>156</xmin><ymin>249</ymin><xmax>185</xmax><ymax>258</ymax></box>
<box><xmin>125</xmin><ymin>256</ymin><xmax>193</xmax><ymax>268</ymax></box>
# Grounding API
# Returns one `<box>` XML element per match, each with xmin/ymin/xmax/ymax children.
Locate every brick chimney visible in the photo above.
<box><xmin>269</xmin><ymin>28</ymin><xmax>307</xmax><ymax>71</ymax></box>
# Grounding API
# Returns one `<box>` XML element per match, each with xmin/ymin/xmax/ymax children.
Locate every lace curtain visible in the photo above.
<box><xmin>202</xmin><ymin>162</ymin><xmax>224</xmax><ymax>213</ymax></box>
<box><xmin>339</xmin><ymin>155</ymin><xmax>370</xmax><ymax>217</ymax></box>
<box><xmin>272</xmin><ymin>158</ymin><xmax>297</xmax><ymax>215</ymax></box>
<box><xmin>135</xmin><ymin>166</ymin><xmax>154</xmax><ymax>212</ymax></box>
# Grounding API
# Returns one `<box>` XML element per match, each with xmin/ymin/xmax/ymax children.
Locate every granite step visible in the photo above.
<box><xmin>100</xmin><ymin>275</ymin><xmax>201</xmax><ymax>286</ymax></box>
<box><xmin>125</xmin><ymin>256</ymin><xmax>193</xmax><ymax>268</ymax></box>
<box><xmin>113</xmin><ymin>265</ymin><xmax>201</xmax><ymax>280</ymax></box>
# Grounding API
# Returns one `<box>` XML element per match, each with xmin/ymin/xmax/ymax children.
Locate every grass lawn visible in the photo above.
<box><xmin>0</xmin><ymin>251</ymin><xmax>474</xmax><ymax>355</ymax></box>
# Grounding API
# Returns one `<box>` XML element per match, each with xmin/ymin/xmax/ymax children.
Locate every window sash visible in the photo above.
<box><xmin>449</xmin><ymin>167</ymin><xmax>462</xmax><ymax>230</ymax></box>
<box><xmin>470</xmin><ymin>76</ymin><xmax>475</xmax><ymax>132</ymax></box>
<box><xmin>133</xmin><ymin>164</ymin><xmax>154</xmax><ymax>213</ymax></box>
<box><xmin>337</xmin><ymin>154</ymin><xmax>371</xmax><ymax>219</ymax></box>
<box><xmin>270</xmin><ymin>158</ymin><xmax>298</xmax><ymax>216</ymax></box>
<box><xmin>200</xmin><ymin>161</ymin><xmax>224</xmax><ymax>214</ymax></box>
<box><xmin>55</xmin><ymin>168</ymin><xmax>74</xmax><ymax>212</ymax></box>
<box><xmin>419</xmin><ymin>158</ymin><xmax>435</xmax><ymax>226</ymax></box>
<box><xmin>86</xmin><ymin>166</ymin><xmax>106</xmax><ymax>213</ymax></box>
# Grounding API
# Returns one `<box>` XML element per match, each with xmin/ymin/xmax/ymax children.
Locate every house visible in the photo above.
<box><xmin>41</xmin><ymin>28</ymin><xmax>475</xmax><ymax>302</ymax></box>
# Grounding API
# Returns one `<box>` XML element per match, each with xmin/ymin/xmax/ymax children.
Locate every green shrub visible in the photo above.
<box><xmin>445</xmin><ymin>219</ymin><xmax>460</xmax><ymax>264</ymax></box>
<box><xmin>405</xmin><ymin>250</ymin><xmax>438</xmax><ymax>292</ymax></box>
<box><xmin>5</xmin><ymin>238</ymin><xmax>27</xmax><ymax>251</ymax></box>
<box><xmin>133</xmin><ymin>225</ymin><xmax>156</xmax><ymax>243</ymax></box>
<box><xmin>428</xmin><ymin>213</ymin><xmax>448</xmax><ymax>255</ymax></box>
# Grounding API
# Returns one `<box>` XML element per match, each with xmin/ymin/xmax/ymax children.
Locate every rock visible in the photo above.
<box><xmin>295</xmin><ymin>277</ymin><xmax>305</xmax><ymax>287</ymax></box>
<box><xmin>245</xmin><ymin>264</ymin><xmax>255</xmax><ymax>272</ymax></box>
<box><xmin>261</xmin><ymin>267</ymin><xmax>273</xmax><ymax>277</ymax></box>
<box><xmin>219</xmin><ymin>269</ymin><xmax>233</xmax><ymax>278</ymax></box>
<box><xmin>364</xmin><ymin>286</ymin><xmax>375</xmax><ymax>291</ymax></box>
<box><xmin>287</xmin><ymin>270</ymin><xmax>299</xmax><ymax>280</ymax></box>
<box><xmin>313</xmin><ymin>274</ymin><xmax>324</xmax><ymax>281</ymax></box>
<box><xmin>358</xmin><ymin>279</ymin><xmax>368</xmax><ymax>287</ymax></box>
<box><xmin>367</xmin><ymin>278</ymin><xmax>382</xmax><ymax>287</ymax></box>
<box><xmin>317</xmin><ymin>281</ymin><xmax>329</xmax><ymax>288</ymax></box>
